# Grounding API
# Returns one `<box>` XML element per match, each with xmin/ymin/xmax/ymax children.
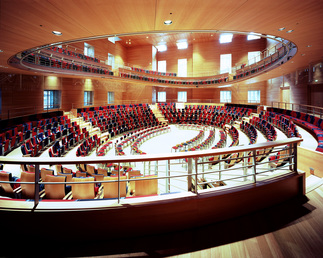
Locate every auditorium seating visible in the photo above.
<box><xmin>130</xmin><ymin>66</ymin><xmax>176</xmax><ymax>77</ymax></box>
<box><xmin>120</xmin><ymin>71</ymin><xmax>229</xmax><ymax>86</ymax></box>
<box><xmin>99</xmin><ymin>176</ymin><xmax>127</xmax><ymax>198</ymax></box>
<box><xmin>0</xmin><ymin>171</ymin><xmax>19</xmax><ymax>198</ymax></box>
<box><xmin>266</xmin><ymin>108</ymin><xmax>322</xmax><ymax>152</ymax></box>
<box><xmin>40</xmin><ymin>174</ymin><xmax>69</xmax><ymax>199</ymax></box>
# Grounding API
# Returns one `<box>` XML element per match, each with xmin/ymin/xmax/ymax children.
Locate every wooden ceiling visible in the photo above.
<box><xmin>1</xmin><ymin>0</ymin><xmax>323</xmax><ymax>84</ymax></box>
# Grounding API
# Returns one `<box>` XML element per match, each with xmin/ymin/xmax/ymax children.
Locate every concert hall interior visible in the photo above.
<box><xmin>1</xmin><ymin>0</ymin><xmax>323</xmax><ymax>257</ymax></box>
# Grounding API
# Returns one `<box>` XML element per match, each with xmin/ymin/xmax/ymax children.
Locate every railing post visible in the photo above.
<box><xmin>293</xmin><ymin>143</ymin><xmax>298</xmax><ymax>173</ymax></box>
<box><xmin>243</xmin><ymin>151</ymin><xmax>248</xmax><ymax>181</ymax></box>
<box><xmin>187</xmin><ymin>158</ymin><xmax>192</xmax><ymax>191</ymax></box>
<box><xmin>117</xmin><ymin>163</ymin><xmax>120</xmax><ymax>204</ymax></box>
<box><xmin>194</xmin><ymin>157</ymin><xmax>198</xmax><ymax>194</ymax></box>
<box><xmin>218</xmin><ymin>155</ymin><xmax>222</xmax><ymax>181</ymax></box>
<box><xmin>252</xmin><ymin>150</ymin><xmax>257</xmax><ymax>183</ymax></box>
<box><xmin>166</xmin><ymin>160</ymin><xmax>170</xmax><ymax>193</ymax></box>
<box><xmin>34</xmin><ymin>164</ymin><xmax>40</xmax><ymax>208</ymax></box>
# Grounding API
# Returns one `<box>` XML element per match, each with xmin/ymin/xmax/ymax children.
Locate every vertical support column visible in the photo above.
<box><xmin>218</xmin><ymin>155</ymin><xmax>222</xmax><ymax>181</ymax></box>
<box><xmin>243</xmin><ymin>151</ymin><xmax>248</xmax><ymax>181</ymax></box>
<box><xmin>293</xmin><ymin>143</ymin><xmax>298</xmax><ymax>173</ymax></box>
<box><xmin>194</xmin><ymin>157</ymin><xmax>198</xmax><ymax>194</ymax></box>
<box><xmin>252</xmin><ymin>150</ymin><xmax>257</xmax><ymax>183</ymax></box>
<box><xmin>143</xmin><ymin>161</ymin><xmax>146</xmax><ymax>176</ymax></box>
<box><xmin>165</xmin><ymin>160</ymin><xmax>170</xmax><ymax>193</ymax></box>
<box><xmin>117</xmin><ymin>163</ymin><xmax>120</xmax><ymax>204</ymax></box>
<box><xmin>187</xmin><ymin>158</ymin><xmax>192</xmax><ymax>191</ymax></box>
<box><xmin>168</xmin><ymin>160</ymin><xmax>171</xmax><ymax>193</ymax></box>
<box><xmin>34</xmin><ymin>164</ymin><xmax>40</xmax><ymax>208</ymax></box>
<box><xmin>155</xmin><ymin>160</ymin><xmax>158</xmax><ymax>175</ymax></box>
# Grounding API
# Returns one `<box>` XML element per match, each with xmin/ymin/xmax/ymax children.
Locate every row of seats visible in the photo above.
<box><xmin>22</xmin><ymin>52</ymin><xmax>113</xmax><ymax>76</ymax></box>
<box><xmin>260</xmin><ymin>111</ymin><xmax>301</xmax><ymax>138</ymax></box>
<box><xmin>120</xmin><ymin>72</ymin><xmax>229</xmax><ymax>85</ymax></box>
<box><xmin>267</xmin><ymin>108</ymin><xmax>323</xmax><ymax>152</ymax></box>
<box><xmin>74</xmin><ymin>134</ymin><xmax>100</xmax><ymax>157</ymax></box>
<box><xmin>47</xmin><ymin>46</ymin><xmax>100</xmax><ymax>63</ymax></box>
<box><xmin>172</xmin><ymin>125</ymin><xmax>206</xmax><ymax>152</ymax></box>
<box><xmin>130</xmin><ymin>66</ymin><xmax>176</xmax><ymax>77</ymax></box>
<box><xmin>130</xmin><ymin>126</ymin><xmax>170</xmax><ymax>155</ymax></box>
<box><xmin>187</xmin><ymin>129</ymin><xmax>215</xmax><ymax>152</ymax></box>
<box><xmin>80</xmin><ymin>105</ymin><xmax>159</xmax><ymax>138</ymax></box>
<box><xmin>0</xmin><ymin>167</ymin><xmax>158</xmax><ymax>200</ymax></box>
<box><xmin>240</xmin><ymin>121</ymin><xmax>258</xmax><ymax>144</ymax></box>
<box><xmin>249</xmin><ymin>117</ymin><xmax>277</xmax><ymax>141</ymax></box>
<box><xmin>77</xmin><ymin>103</ymin><xmax>149</xmax><ymax>113</ymax></box>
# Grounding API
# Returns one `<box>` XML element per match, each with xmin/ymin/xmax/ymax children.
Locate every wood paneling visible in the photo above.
<box><xmin>157</xmin><ymin>44</ymin><xmax>193</xmax><ymax>76</ymax></box>
<box><xmin>192</xmin><ymin>35</ymin><xmax>267</xmax><ymax>76</ymax></box>
<box><xmin>126</xmin><ymin>45</ymin><xmax>153</xmax><ymax>69</ymax></box>
<box><xmin>298</xmin><ymin>146</ymin><xmax>323</xmax><ymax>177</ymax></box>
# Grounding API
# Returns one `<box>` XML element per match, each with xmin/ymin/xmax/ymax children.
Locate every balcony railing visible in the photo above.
<box><xmin>0</xmin><ymin>137</ymin><xmax>301</xmax><ymax>210</ymax></box>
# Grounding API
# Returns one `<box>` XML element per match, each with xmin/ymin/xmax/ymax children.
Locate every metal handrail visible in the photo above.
<box><xmin>0</xmin><ymin>138</ymin><xmax>301</xmax><ymax>207</ymax></box>
<box><xmin>271</xmin><ymin>102</ymin><xmax>323</xmax><ymax>118</ymax></box>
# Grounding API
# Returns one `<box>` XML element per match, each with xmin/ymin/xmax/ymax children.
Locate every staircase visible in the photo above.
<box><xmin>65</xmin><ymin>111</ymin><xmax>102</xmax><ymax>138</ymax></box>
<box><xmin>150</xmin><ymin>104</ymin><xmax>168</xmax><ymax>125</ymax></box>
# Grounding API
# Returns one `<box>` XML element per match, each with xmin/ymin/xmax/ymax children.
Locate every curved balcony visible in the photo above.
<box><xmin>8</xmin><ymin>31</ymin><xmax>296</xmax><ymax>87</ymax></box>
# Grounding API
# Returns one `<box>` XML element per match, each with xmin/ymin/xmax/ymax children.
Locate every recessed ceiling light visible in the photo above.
<box><xmin>52</xmin><ymin>31</ymin><xmax>62</xmax><ymax>36</ymax></box>
<box><xmin>286</xmin><ymin>29</ymin><xmax>294</xmax><ymax>33</ymax></box>
<box><xmin>164</xmin><ymin>20</ymin><xmax>172</xmax><ymax>25</ymax></box>
<box><xmin>278</xmin><ymin>27</ymin><xmax>285</xmax><ymax>31</ymax></box>
<box><xmin>0</xmin><ymin>49</ymin><xmax>3</xmax><ymax>52</ymax></box>
<box><xmin>306</xmin><ymin>45</ymin><xmax>312</xmax><ymax>47</ymax></box>
<box><xmin>301</xmin><ymin>53</ymin><xmax>305</xmax><ymax>56</ymax></box>
<box><xmin>146</xmin><ymin>36</ymin><xmax>149</xmax><ymax>38</ymax></box>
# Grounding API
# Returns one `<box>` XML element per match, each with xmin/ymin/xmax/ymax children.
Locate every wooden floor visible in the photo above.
<box><xmin>2</xmin><ymin>184</ymin><xmax>322</xmax><ymax>257</ymax></box>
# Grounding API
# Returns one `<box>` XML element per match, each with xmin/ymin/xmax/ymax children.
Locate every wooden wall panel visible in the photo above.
<box><xmin>126</xmin><ymin>45</ymin><xmax>153</xmax><ymax>69</ymax></box>
<box><xmin>0</xmin><ymin>73</ymin><xmax>43</xmax><ymax>119</ymax></box>
<box><xmin>157</xmin><ymin>45</ymin><xmax>193</xmax><ymax>76</ymax></box>
<box><xmin>122</xmin><ymin>83</ymin><xmax>153</xmax><ymax>103</ymax></box>
<box><xmin>193</xmin><ymin>35</ymin><xmax>267</xmax><ymax>76</ymax></box>
<box><xmin>67</xmin><ymin>40</ymin><xmax>127</xmax><ymax>67</ymax></box>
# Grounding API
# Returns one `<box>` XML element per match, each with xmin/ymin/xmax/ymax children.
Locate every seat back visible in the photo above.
<box><xmin>76</xmin><ymin>171</ymin><xmax>87</xmax><ymax>177</ymax></box>
<box><xmin>40</xmin><ymin>168</ymin><xmax>54</xmax><ymax>180</ymax></box>
<box><xmin>102</xmin><ymin>176</ymin><xmax>127</xmax><ymax>198</ymax></box>
<box><xmin>21</xmin><ymin>171</ymin><xmax>35</xmax><ymax>199</ymax></box>
<box><xmin>57</xmin><ymin>172</ymin><xmax>73</xmax><ymax>183</ymax></box>
<box><xmin>127</xmin><ymin>170</ymin><xmax>141</xmax><ymax>179</ymax></box>
<box><xmin>44</xmin><ymin>175</ymin><xmax>66</xmax><ymax>199</ymax></box>
<box><xmin>0</xmin><ymin>171</ymin><xmax>14</xmax><ymax>195</ymax></box>
<box><xmin>71</xmin><ymin>177</ymin><xmax>95</xmax><ymax>199</ymax></box>
<box><xmin>86</xmin><ymin>165</ymin><xmax>96</xmax><ymax>176</ymax></box>
<box><xmin>97</xmin><ymin>168</ymin><xmax>108</xmax><ymax>176</ymax></box>
<box><xmin>134</xmin><ymin>175</ymin><xmax>158</xmax><ymax>196</ymax></box>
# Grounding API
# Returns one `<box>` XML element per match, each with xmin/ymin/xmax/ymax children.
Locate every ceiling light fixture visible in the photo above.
<box><xmin>0</xmin><ymin>49</ymin><xmax>3</xmax><ymax>53</ymax></box>
<box><xmin>286</xmin><ymin>29</ymin><xmax>294</xmax><ymax>33</ymax></box>
<box><xmin>306</xmin><ymin>45</ymin><xmax>312</xmax><ymax>47</ymax></box>
<box><xmin>164</xmin><ymin>20</ymin><xmax>172</xmax><ymax>25</ymax></box>
<box><xmin>52</xmin><ymin>31</ymin><xmax>62</xmax><ymax>36</ymax></box>
<box><xmin>278</xmin><ymin>27</ymin><xmax>285</xmax><ymax>31</ymax></box>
